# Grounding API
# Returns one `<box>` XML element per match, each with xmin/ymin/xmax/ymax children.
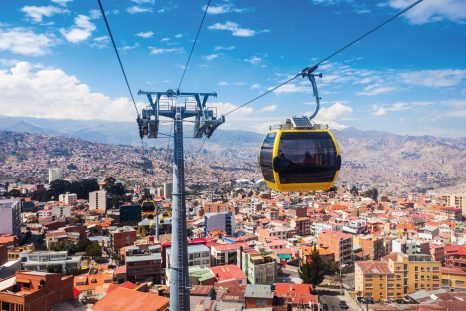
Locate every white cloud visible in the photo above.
<box><xmin>214</xmin><ymin>45</ymin><xmax>235</xmax><ymax>51</ymax></box>
<box><xmin>0</xmin><ymin>28</ymin><xmax>55</xmax><ymax>56</ymax></box>
<box><xmin>400</xmin><ymin>69</ymin><xmax>466</xmax><ymax>88</ymax></box>
<box><xmin>21</xmin><ymin>5</ymin><xmax>68</xmax><ymax>23</ymax></box>
<box><xmin>51</xmin><ymin>0</ymin><xmax>73</xmax><ymax>6</ymax></box>
<box><xmin>388</xmin><ymin>0</ymin><xmax>466</xmax><ymax>24</ymax></box>
<box><xmin>212</xmin><ymin>102</ymin><xmax>254</xmax><ymax>117</ymax></box>
<box><xmin>203</xmin><ymin>54</ymin><xmax>219</xmax><ymax>61</ymax></box>
<box><xmin>127</xmin><ymin>6</ymin><xmax>153</xmax><ymax>14</ymax></box>
<box><xmin>273</xmin><ymin>83</ymin><xmax>311</xmax><ymax>94</ymax></box>
<box><xmin>174</xmin><ymin>34</ymin><xmax>183</xmax><ymax>39</ymax></box>
<box><xmin>244</xmin><ymin>56</ymin><xmax>262</xmax><ymax>65</ymax></box>
<box><xmin>372</xmin><ymin>105</ymin><xmax>387</xmax><ymax>116</ymax></box>
<box><xmin>60</xmin><ymin>15</ymin><xmax>96</xmax><ymax>43</ymax></box>
<box><xmin>260</xmin><ymin>105</ymin><xmax>277</xmax><ymax>113</ymax></box>
<box><xmin>89</xmin><ymin>36</ymin><xmax>110</xmax><ymax>49</ymax></box>
<box><xmin>131</xmin><ymin>0</ymin><xmax>154</xmax><ymax>4</ymax></box>
<box><xmin>314</xmin><ymin>102</ymin><xmax>353</xmax><ymax>129</ymax></box>
<box><xmin>135</xmin><ymin>31</ymin><xmax>154</xmax><ymax>38</ymax></box>
<box><xmin>209</xmin><ymin>21</ymin><xmax>267</xmax><ymax>37</ymax></box>
<box><xmin>250</xmin><ymin>83</ymin><xmax>261</xmax><ymax>90</ymax></box>
<box><xmin>0</xmin><ymin>62</ymin><xmax>144</xmax><ymax>121</ymax></box>
<box><xmin>203</xmin><ymin>4</ymin><xmax>247</xmax><ymax>14</ymax></box>
<box><xmin>149</xmin><ymin>47</ymin><xmax>183</xmax><ymax>55</ymax></box>
<box><xmin>357</xmin><ymin>85</ymin><xmax>395</xmax><ymax>96</ymax></box>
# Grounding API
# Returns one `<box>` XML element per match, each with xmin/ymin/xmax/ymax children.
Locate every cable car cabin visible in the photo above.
<box><xmin>141</xmin><ymin>200</ymin><xmax>156</xmax><ymax>216</ymax></box>
<box><xmin>259</xmin><ymin>117</ymin><xmax>341</xmax><ymax>192</ymax></box>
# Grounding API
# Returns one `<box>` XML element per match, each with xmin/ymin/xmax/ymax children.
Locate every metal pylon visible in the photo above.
<box><xmin>137</xmin><ymin>90</ymin><xmax>224</xmax><ymax>311</ymax></box>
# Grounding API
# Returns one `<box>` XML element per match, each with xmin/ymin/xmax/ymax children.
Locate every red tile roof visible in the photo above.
<box><xmin>93</xmin><ymin>287</ymin><xmax>169</xmax><ymax>311</ymax></box>
<box><xmin>210</xmin><ymin>265</ymin><xmax>246</xmax><ymax>283</ymax></box>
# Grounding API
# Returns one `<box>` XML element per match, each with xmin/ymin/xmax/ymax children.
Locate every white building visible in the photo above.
<box><xmin>89</xmin><ymin>190</ymin><xmax>107</xmax><ymax>210</ymax></box>
<box><xmin>204</xmin><ymin>212</ymin><xmax>235</xmax><ymax>236</ymax></box>
<box><xmin>163</xmin><ymin>183</ymin><xmax>173</xmax><ymax>200</ymax></box>
<box><xmin>48</xmin><ymin>168</ymin><xmax>64</xmax><ymax>184</ymax></box>
<box><xmin>58</xmin><ymin>192</ymin><xmax>77</xmax><ymax>205</ymax></box>
<box><xmin>166</xmin><ymin>244</ymin><xmax>210</xmax><ymax>283</ymax></box>
<box><xmin>0</xmin><ymin>199</ymin><xmax>21</xmax><ymax>236</ymax></box>
<box><xmin>19</xmin><ymin>250</ymin><xmax>81</xmax><ymax>274</ymax></box>
<box><xmin>37</xmin><ymin>203</ymin><xmax>71</xmax><ymax>219</ymax></box>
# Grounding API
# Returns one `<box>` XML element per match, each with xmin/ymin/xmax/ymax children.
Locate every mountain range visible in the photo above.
<box><xmin>1</xmin><ymin>115</ymin><xmax>465</xmax><ymax>194</ymax></box>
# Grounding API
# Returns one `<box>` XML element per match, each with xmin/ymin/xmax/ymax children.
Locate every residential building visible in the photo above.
<box><xmin>19</xmin><ymin>250</ymin><xmax>81</xmax><ymax>274</ymax></box>
<box><xmin>392</xmin><ymin>239</ymin><xmax>430</xmax><ymax>255</ymax></box>
<box><xmin>48</xmin><ymin>168</ymin><xmax>63</xmax><ymax>184</ymax></box>
<box><xmin>210</xmin><ymin>243</ymin><xmax>241</xmax><ymax>266</ymax></box>
<box><xmin>89</xmin><ymin>190</ymin><xmax>107</xmax><ymax>210</ymax></box>
<box><xmin>0</xmin><ymin>271</ymin><xmax>73</xmax><ymax>311</ymax></box>
<box><xmin>241</xmin><ymin>249</ymin><xmax>276</xmax><ymax>285</ymax></box>
<box><xmin>37</xmin><ymin>203</ymin><xmax>71</xmax><ymax>219</ymax></box>
<box><xmin>92</xmin><ymin>287</ymin><xmax>169</xmax><ymax>311</ymax></box>
<box><xmin>290</xmin><ymin>217</ymin><xmax>311</xmax><ymax>236</ymax></box>
<box><xmin>163</xmin><ymin>182</ymin><xmax>172</xmax><ymax>200</ymax></box>
<box><xmin>244</xmin><ymin>284</ymin><xmax>274</xmax><ymax>309</ymax></box>
<box><xmin>74</xmin><ymin>271</ymin><xmax>113</xmax><ymax>300</ymax></box>
<box><xmin>257</xmin><ymin>226</ymin><xmax>295</xmax><ymax>241</ymax></box>
<box><xmin>166</xmin><ymin>244</ymin><xmax>211</xmax><ymax>283</ymax></box>
<box><xmin>125</xmin><ymin>244</ymin><xmax>162</xmax><ymax>284</ymax></box>
<box><xmin>58</xmin><ymin>192</ymin><xmax>77</xmax><ymax>205</ymax></box>
<box><xmin>440</xmin><ymin>267</ymin><xmax>466</xmax><ymax>290</ymax></box>
<box><xmin>274</xmin><ymin>283</ymin><xmax>318</xmax><ymax>310</ymax></box>
<box><xmin>204</xmin><ymin>212</ymin><xmax>235</xmax><ymax>236</ymax></box>
<box><xmin>355</xmin><ymin>252</ymin><xmax>441</xmax><ymax>301</ymax></box>
<box><xmin>0</xmin><ymin>200</ymin><xmax>21</xmax><ymax>236</ymax></box>
<box><xmin>446</xmin><ymin>194</ymin><xmax>466</xmax><ymax>216</ymax></box>
<box><xmin>110</xmin><ymin>226</ymin><xmax>137</xmax><ymax>250</ymax></box>
<box><xmin>210</xmin><ymin>265</ymin><xmax>247</xmax><ymax>284</ymax></box>
<box><xmin>318</xmin><ymin>230</ymin><xmax>353</xmax><ymax>264</ymax></box>
<box><xmin>354</xmin><ymin>235</ymin><xmax>385</xmax><ymax>260</ymax></box>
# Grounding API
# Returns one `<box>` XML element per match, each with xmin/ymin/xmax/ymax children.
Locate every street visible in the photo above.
<box><xmin>317</xmin><ymin>288</ymin><xmax>351</xmax><ymax>311</ymax></box>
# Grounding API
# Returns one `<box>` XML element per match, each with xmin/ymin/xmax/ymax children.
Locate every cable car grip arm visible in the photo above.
<box><xmin>301</xmin><ymin>65</ymin><xmax>322</xmax><ymax>121</ymax></box>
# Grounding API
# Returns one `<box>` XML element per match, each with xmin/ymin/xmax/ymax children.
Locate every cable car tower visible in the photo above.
<box><xmin>137</xmin><ymin>89</ymin><xmax>224</xmax><ymax>311</ymax></box>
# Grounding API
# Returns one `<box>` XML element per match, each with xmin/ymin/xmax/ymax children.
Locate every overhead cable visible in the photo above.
<box><xmin>222</xmin><ymin>0</ymin><xmax>424</xmax><ymax>117</ymax></box>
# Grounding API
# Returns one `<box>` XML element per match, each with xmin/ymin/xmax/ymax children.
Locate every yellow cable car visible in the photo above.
<box><xmin>258</xmin><ymin>117</ymin><xmax>341</xmax><ymax>192</ymax></box>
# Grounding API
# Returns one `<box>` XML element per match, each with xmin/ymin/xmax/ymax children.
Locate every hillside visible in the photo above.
<box><xmin>1</xmin><ymin>115</ymin><xmax>465</xmax><ymax>195</ymax></box>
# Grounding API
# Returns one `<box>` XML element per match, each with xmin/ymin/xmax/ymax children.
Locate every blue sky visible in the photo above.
<box><xmin>0</xmin><ymin>0</ymin><xmax>465</xmax><ymax>137</ymax></box>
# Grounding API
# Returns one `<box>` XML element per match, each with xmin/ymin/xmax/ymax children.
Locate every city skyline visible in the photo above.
<box><xmin>0</xmin><ymin>0</ymin><xmax>464</xmax><ymax>137</ymax></box>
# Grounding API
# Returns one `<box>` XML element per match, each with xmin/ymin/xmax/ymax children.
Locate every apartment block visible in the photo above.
<box><xmin>58</xmin><ymin>192</ymin><xmax>77</xmax><ymax>205</ymax></box>
<box><xmin>317</xmin><ymin>230</ymin><xmax>353</xmax><ymax>264</ymax></box>
<box><xmin>125</xmin><ymin>244</ymin><xmax>162</xmax><ymax>284</ymax></box>
<box><xmin>19</xmin><ymin>250</ymin><xmax>81</xmax><ymax>274</ymax></box>
<box><xmin>290</xmin><ymin>217</ymin><xmax>311</xmax><ymax>236</ymax></box>
<box><xmin>89</xmin><ymin>190</ymin><xmax>107</xmax><ymax>210</ymax></box>
<box><xmin>354</xmin><ymin>235</ymin><xmax>385</xmax><ymax>260</ymax></box>
<box><xmin>0</xmin><ymin>271</ymin><xmax>73</xmax><ymax>311</ymax></box>
<box><xmin>355</xmin><ymin>253</ymin><xmax>441</xmax><ymax>301</ymax></box>
<box><xmin>241</xmin><ymin>249</ymin><xmax>276</xmax><ymax>285</ymax></box>
<box><xmin>0</xmin><ymin>200</ymin><xmax>21</xmax><ymax>236</ymax></box>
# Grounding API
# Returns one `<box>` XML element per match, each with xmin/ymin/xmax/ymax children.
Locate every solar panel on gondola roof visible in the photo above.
<box><xmin>291</xmin><ymin>117</ymin><xmax>313</xmax><ymax>128</ymax></box>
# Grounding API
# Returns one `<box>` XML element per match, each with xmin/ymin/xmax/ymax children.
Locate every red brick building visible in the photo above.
<box><xmin>318</xmin><ymin>230</ymin><xmax>353</xmax><ymax>264</ymax></box>
<box><xmin>110</xmin><ymin>227</ymin><xmax>137</xmax><ymax>250</ymax></box>
<box><xmin>0</xmin><ymin>271</ymin><xmax>73</xmax><ymax>311</ymax></box>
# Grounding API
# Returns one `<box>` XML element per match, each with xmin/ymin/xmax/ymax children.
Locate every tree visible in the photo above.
<box><xmin>31</xmin><ymin>188</ymin><xmax>50</xmax><ymax>202</ymax></box>
<box><xmin>350</xmin><ymin>185</ymin><xmax>359</xmax><ymax>196</ymax></box>
<box><xmin>49</xmin><ymin>179</ymin><xmax>71</xmax><ymax>199</ymax></box>
<box><xmin>364</xmin><ymin>187</ymin><xmax>379</xmax><ymax>201</ymax></box>
<box><xmin>7</xmin><ymin>189</ymin><xmax>22</xmax><ymax>197</ymax></box>
<box><xmin>76</xmin><ymin>238</ymin><xmax>91</xmax><ymax>253</ymax></box>
<box><xmin>85</xmin><ymin>242</ymin><xmax>102</xmax><ymax>258</ymax></box>
<box><xmin>299</xmin><ymin>245</ymin><xmax>327</xmax><ymax>288</ymax></box>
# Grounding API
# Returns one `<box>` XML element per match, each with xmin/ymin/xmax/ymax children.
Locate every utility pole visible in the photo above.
<box><xmin>138</xmin><ymin>89</ymin><xmax>224</xmax><ymax>311</ymax></box>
